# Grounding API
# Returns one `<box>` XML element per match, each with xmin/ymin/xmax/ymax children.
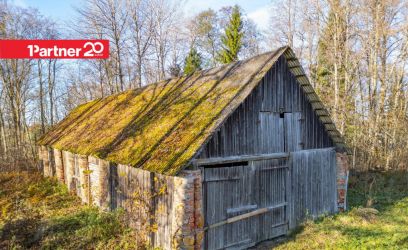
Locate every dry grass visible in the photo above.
<box><xmin>0</xmin><ymin>171</ymin><xmax>147</xmax><ymax>249</ymax></box>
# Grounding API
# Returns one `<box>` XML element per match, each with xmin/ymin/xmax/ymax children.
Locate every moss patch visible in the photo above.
<box><xmin>38</xmin><ymin>49</ymin><xmax>285</xmax><ymax>175</ymax></box>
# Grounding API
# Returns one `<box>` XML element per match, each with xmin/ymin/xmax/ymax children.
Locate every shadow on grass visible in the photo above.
<box><xmin>0</xmin><ymin>172</ymin><xmax>133</xmax><ymax>249</ymax></box>
<box><xmin>0</xmin><ymin>207</ymin><xmax>126</xmax><ymax>249</ymax></box>
<box><xmin>0</xmin><ymin>215</ymin><xmax>44</xmax><ymax>249</ymax></box>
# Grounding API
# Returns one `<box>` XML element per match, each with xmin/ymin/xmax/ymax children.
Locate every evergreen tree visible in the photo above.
<box><xmin>183</xmin><ymin>47</ymin><xmax>202</xmax><ymax>75</ymax></box>
<box><xmin>217</xmin><ymin>5</ymin><xmax>243</xmax><ymax>64</ymax></box>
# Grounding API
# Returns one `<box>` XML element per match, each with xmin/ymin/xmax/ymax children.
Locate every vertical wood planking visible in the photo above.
<box><xmin>203</xmin><ymin>159</ymin><xmax>289</xmax><ymax>249</ymax></box>
<box><xmin>197</xmin><ymin>56</ymin><xmax>334</xmax><ymax>160</ymax></box>
<box><xmin>289</xmin><ymin>148</ymin><xmax>337</xmax><ymax>228</ymax></box>
<box><xmin>102</xmin><ymin>163</ymin><xmax>182</xmax><ymax>248</ymax></box>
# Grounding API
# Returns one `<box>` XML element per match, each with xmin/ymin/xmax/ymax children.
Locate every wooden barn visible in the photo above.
<box><xmin>38</xmin><ymin>46</ymin><xmax>349</xmax><ymax>249</ymax></box>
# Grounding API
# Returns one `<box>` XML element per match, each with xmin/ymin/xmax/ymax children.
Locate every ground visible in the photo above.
<box><xmin>0</xmin><ymin>172</ymin><xmax>145</xmax><ymax>249</ymax></box>
<box><xmin>271</xmin><ymin>171</ymin><xmax>408</xmax><ymax>249</ymax></box>
<box><xmin>0</xmin><ymin>171</ymin><xmax>407</xmax><ymax>249</ymax></box>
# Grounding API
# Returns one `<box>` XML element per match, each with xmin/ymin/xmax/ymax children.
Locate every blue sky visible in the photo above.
<box><xmin>11</xmin><ymin>0</ymin><xmax>272</xmax><ymax>31</ymax></box>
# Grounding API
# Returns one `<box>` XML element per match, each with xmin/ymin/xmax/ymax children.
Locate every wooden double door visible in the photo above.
<box><xmin>203</xmin><ymin>158</ymin><xmax>289</xmax><ymax>249</ymax></box>
<box><xmin>202</xmin><ymin>111</ymin><xmax>305</xmax><ymax>248</ymax></box>
<box><xmin>258</xmin><ymin>111</ymin><xmax>303</xmax><ymax>153</ymax></box>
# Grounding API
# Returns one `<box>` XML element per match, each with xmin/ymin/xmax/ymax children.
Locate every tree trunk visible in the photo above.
<box><xmin>38</xmin><ymin>60</ymin><xmax>46</xmax><ymax>134</ymax></box>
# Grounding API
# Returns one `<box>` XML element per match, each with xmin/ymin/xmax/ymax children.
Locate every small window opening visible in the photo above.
<box><xmin>280</xmin><ymin>112</ymin><xmax>285</xmax><ymax>118</ymax></box>
<box><xmin>206</xmin><ymin>161</ymin><xmax>249</xmax><ymax>168</ymax></box>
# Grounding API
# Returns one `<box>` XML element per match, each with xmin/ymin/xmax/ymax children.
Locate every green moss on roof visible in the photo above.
<box><xmin>41</xmin><ymin>47</ymin><xmax>329</xmax><ymax>175</ymax></box>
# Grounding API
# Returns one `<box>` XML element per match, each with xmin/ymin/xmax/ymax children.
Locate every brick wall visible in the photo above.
<box><xmin>336</xmin><ymin>152</ymin><xmax>349</xmax><ymax>211</ymax></box>
<box><xmin>177</xmin><ymin>170</ymin><xmax>204</xmax><ymax>250</ymax></box>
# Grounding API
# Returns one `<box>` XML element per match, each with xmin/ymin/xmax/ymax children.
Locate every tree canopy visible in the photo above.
<box><xmin>217</xmin><ymin>5</ymin><xmax>243</xmax><ymax>64</ymax></box>
<box><xmin>183</xmin><ymin>47</ymin><xmax>202</xmax><ymax>75</ymax></box>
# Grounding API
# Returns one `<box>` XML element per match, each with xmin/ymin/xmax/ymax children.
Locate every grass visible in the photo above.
<box><xmin>1</xmin><ymin>170</ymin><xmax>408</xmax><ymax>249</ymax></box>
<box><xmin>0</xmin><ymin>171</ymin><xmax>145</xmax><ymax>249</ymax></box>
<box><xmin>275</xmin><ymin>171</ymin><xmax>408</xmax><ymax>249</ymax></box>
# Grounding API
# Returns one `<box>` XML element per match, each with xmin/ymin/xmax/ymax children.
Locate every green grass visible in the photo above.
<box><xmin>2</xmin><ymin>171</ymin><xmax>408</xmax><ymax>249</ymax></box>
<box><xmin>276</xmin><ymin>171</ymin><xmax>408</xmax><ymax>249</ymax></box>
<box><xmin>0</xmin><ymin>172</ymin><xmax>144</xmax><ymax>249</ymax></box>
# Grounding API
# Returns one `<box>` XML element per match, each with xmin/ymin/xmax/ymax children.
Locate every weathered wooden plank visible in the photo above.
<box><xmin>194</xmin><ymin>152</ymin><xmax>289</xmax><ymax>166</ymax></box>
<box><xmin>206</xmin><ymin>202</ymin><xmax>287</xmax><ymax>230</ymax></box>
<box><xmin>197</xmin><ymin>55</ymin><xmax>336</xmax><ymax>160</ymax></box>
<box><xmin>289</xmin><ymin>148</ymin><xmax>337</xmax><ymax>229</ymax></box>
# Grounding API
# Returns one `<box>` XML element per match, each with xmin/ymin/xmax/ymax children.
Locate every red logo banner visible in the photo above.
<box><xmin>0</xmin><ymin>40</ymin><xmax>109</xmax><ymax>59</ymax></box>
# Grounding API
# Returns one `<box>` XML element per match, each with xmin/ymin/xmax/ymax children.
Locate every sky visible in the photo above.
<box><xmin>10</xmin><ymin>0</ymin><xmax>273</xmax><ymax>31</ymax></box>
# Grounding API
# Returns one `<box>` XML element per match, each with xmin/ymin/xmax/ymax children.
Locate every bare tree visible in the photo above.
<box><xmin>127</xmin><ymin>0</ymin><xmax>154</xmax><ymax>87</ymax></box>
<box><xmin>149</xmin><ymin>0</ymin><xmax>183</xmax><ymax>81</ymax></box>
<box><xmin>75</xmin><ymin>0</ymin><xmax>129</xmax><ymax>92</ymax></box>
<box><xmin>0</xmin><ymin>4</ymin><xmax>49</xmax><ymax>167</ymax></box>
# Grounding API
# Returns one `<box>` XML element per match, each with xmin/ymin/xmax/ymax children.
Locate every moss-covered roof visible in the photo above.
<box><xmin>38</xmin><ymin>46</ymin><xmax>346</xmax><ymax>175</ymax></box>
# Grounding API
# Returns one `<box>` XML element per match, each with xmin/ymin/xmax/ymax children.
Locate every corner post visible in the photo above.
<box><xmin>177</xmin><ymin>170</ymin><xmax>204</xmax><ymax>250</ymax></box>
<box><xmin>336</xmin><ymin>151</ymin><xmax>349</xmax><ymax>211</ymax></box>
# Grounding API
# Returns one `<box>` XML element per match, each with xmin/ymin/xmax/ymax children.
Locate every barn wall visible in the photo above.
<box><xmin>197</xmin><ymin>56</ymin><xmax>333</xmax><ymax>159</ymax></box>
<box><xmin>40</xmin><ymin>146</ymin><xmax>51</xmax><ymax>177</ymax></box>
<box><xmin>38</xmin><ymin>146</ymin><xmax>204</xmax><ymax>249</ymax></box>
<box><xmin>88</xmin><ymin>156</ymin><xmax>111</xmax><ymax>208</ymax></box>
<box><xmin>289</xmin><ymin>148</ymin><xmax>338</xmax><ymax>229</ymax></box>
<box><xmin>198</xmin><ymin>148</ymin><xmax>339</xmax><ymax>249</ymax></box>
<box><xmin>62</xmin><ymin>150</ymin><xmax>75</xmax><ymax>191</ymax></box>
<box><xmin>53</xmin><ymin>148</ymin><xmax>64</xmax><ymax>183</ymax></box>
<box><xmin>191</xmin><ymin>55</ymin><xmax>347</xmax><ymax>247</ymax></box>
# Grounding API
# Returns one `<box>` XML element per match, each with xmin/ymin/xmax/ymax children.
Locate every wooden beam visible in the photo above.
<box><xmin>227</xmin><ymin>204</ymin><xmax>257</xmax><ymax>215</ymax></box>
<box><xmin>193</xmin><ymin>152</ymin><xmax>289</xmax><ymax>166</ymax></box>
<box><xmin>205</xmin><ymin>202</ymin><xmax>288</xmax><ymax>230</ymax></box>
